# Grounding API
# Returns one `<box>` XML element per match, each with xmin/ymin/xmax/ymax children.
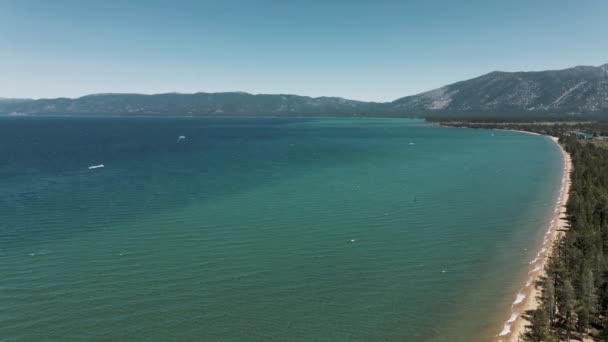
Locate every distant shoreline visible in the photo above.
<box><xmin>499</xmin><ymin>135</ymin><xmax>572</xmax><ymax>341</ymax></box>
<box><xmin>492</xmin><ymin>128</ymin><xmax>542</xmax><ymax>136</ymax></box>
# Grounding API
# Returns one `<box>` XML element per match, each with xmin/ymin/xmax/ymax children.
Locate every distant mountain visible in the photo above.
<box><xmin>392</xmin><ymin>64</ymin><xmax>608</xmax><ymax>117</ymax></box>
<box><xmin>0</xmin><ymin>92</ymin><xmax>387</xmax><ymax>117</ymax></box>
<box><xmin>0</xmin><ymin>97</ymin><xmax>32</xmax><ymax>105</ymax></box>
<box><xmin>2</xmin><ymin>64</ymin><xmax>608</xmax><ymax>118</ymax></box>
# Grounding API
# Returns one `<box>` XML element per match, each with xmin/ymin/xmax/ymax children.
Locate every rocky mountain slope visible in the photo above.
<box><xmin>392</xmin><ymin>64</ymin><xmax>608</xmax><ymax>116</ymax></box>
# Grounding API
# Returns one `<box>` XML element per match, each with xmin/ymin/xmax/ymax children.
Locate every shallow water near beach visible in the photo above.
<box><xmin>0</xmin><ymin>116</ymin><xmax>562</xmax><ymax>341</ymax></box>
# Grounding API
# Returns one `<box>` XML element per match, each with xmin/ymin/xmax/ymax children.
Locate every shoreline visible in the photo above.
<box><xmin>497</xmin><ymin>135</ymin><xmax>572</xmax><ymax>341</ymax></box>
<box><xmin>492</xmin><ymin>128</ymin><xmax>542</xmax><ymax>136</ymax></box>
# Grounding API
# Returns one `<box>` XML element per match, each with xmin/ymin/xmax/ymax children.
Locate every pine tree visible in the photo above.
<box><xmin>558</xmin><ymin>278</ymin><xmax>576</xmax><ymax>342</ymax></box>
<box><xmin>520</xmin><ymin>307</ymin><xmax>557</xmax><ymax>342</ymax></box>
<box><xmin>576</xmin><ymin>267</ymin><xmax>598</xmax><ymax>340</ymax></box>
<box><xmin>540</xmin><ymin>276</ymin><xmax>556</xmax><ymax>325</ymax></box>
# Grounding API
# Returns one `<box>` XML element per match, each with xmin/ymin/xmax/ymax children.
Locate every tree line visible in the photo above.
<box><xmin>523</xmin><ymin>131</ymin><xmax>608</xmax><ymax>341</ymax></box>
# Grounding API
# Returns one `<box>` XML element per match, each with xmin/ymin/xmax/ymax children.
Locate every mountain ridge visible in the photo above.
<box><xmin>0</xmin><ymin>91</ymin><xmax>387</xmax><ymax>117</ymax></box>
<box><xmin>2</xmin><ymin>63</ymin><xmax>608</xmax><ymax>118</ymax></box>
<box><xmin>391</xmin><ymin>63</ymin><xmax>608</xmax><ymax>117</ymax></box>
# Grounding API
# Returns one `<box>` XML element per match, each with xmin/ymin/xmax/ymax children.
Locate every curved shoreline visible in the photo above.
<box><xmin>498</xmin><ymin>136</ymin><xmax>572</xmax><ymax>341</ymax></box>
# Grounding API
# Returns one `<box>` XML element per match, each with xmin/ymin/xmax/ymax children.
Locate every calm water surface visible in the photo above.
<box><xmin>0</xmin><ymin>116</ymin><xmax>562</xmax><ymax>341</ymax></box>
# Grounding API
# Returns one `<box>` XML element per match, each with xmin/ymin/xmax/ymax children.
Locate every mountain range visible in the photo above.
<box><xmin>393</xmin><ymin>63</ymin><xmax>608</xmax><ymax>118</ymax></box>
<box><xmin>2</xmin><ymin>63</ymin><xmax>607</xmax><ymax>119</ymax></box>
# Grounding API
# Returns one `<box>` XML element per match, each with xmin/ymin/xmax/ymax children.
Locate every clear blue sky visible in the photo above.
<box><xmin>1</xmin><ymin>0</ymin><xmax>607</xmax><ymax>102</ymax></box>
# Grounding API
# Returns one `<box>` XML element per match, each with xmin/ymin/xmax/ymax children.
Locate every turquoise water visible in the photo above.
<box><xmin>0</xmin><ymin>117</ymin><xmax>562</xmax><ymax>341</ymax></box>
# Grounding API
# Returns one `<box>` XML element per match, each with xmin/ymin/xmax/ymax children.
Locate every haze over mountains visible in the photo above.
<box><xmin>2</xmin><ymin>63</ymin><xmax>608</xmax><ymax>118</ymax></box>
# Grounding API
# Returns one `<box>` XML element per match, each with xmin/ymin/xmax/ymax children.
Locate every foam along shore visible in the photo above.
<box><xmin>498</xmin><ymin>136</ymin><xmax>572</xmax><ymax>341</ymax></box>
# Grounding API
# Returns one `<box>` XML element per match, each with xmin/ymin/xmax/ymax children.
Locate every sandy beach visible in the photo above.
<box><xmin>497</xmin><ymin>136</ymin><xmax>572</xmax><ymax>341</ymax></box>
